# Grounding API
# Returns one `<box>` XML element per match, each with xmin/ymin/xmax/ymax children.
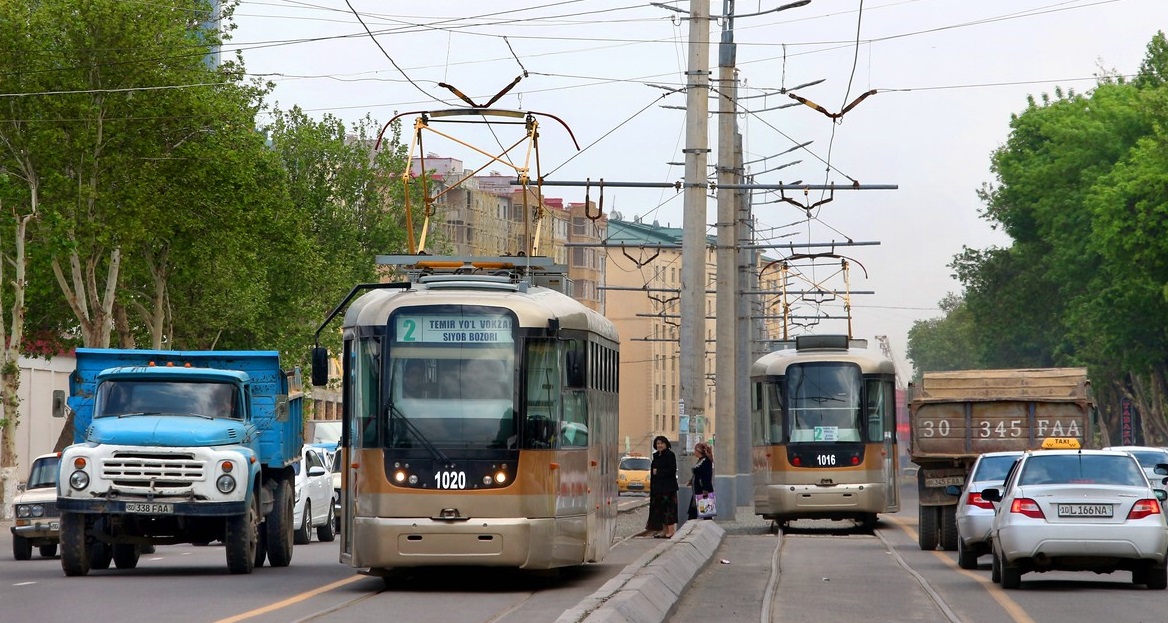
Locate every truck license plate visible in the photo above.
<box><xmin>125</xmin><ymin>502</ymin><xmax>173</xmax><ymax>514</ymax></box>
<box><xmin>925</xmin><ymin>476</ymin><xmax>964</xmax><ymax>487</ymax></box>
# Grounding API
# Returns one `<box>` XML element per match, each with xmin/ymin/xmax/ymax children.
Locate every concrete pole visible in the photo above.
<box><xmin>713</xmin><ymin>0</ymin><xmax>737</xmax><ymax>519</ymax></box>
<box><xmin>735</xmin><ymin>132</ymin><xmax>754</xmax><ymax>508</ymax></box>
<box><xmin>680</xmin><ymin>0</ymin><xmax>710</xmax><ymax>459</ymax></box>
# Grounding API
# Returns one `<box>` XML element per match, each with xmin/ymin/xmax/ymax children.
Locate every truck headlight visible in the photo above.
<box><xmin>216</xmin><ymin>474</ymin><xmax>236</xmax><ymax>494</ymax></box>
<box><xmin>69</xmin><ymin>470</ymin><xmax>90</xmax><ymax>491</ymax></box>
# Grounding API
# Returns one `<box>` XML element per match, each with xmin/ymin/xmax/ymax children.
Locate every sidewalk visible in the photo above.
<box><xmin>560</xmin><ymin>506</ymin><xmax>771</xmax><ymax>623</ymax></box>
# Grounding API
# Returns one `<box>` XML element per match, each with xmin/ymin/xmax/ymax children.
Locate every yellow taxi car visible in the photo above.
<box><xmin>617</xmin><ymin>454</ymin><xmax>651</xmax><ymax>494</ymax></box>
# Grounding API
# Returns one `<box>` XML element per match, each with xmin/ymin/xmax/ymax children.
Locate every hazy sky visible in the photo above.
<box><xmin>229</xmin><ymin>0</ymin><xmax>1168</xmax><ymax>377</ymax></box>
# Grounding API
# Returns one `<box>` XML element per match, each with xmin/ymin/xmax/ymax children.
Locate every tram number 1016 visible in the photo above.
<box><xmin>434</xmin><ymin>471</ymin><xmax>467</xmax><ymax>489</ymax></box>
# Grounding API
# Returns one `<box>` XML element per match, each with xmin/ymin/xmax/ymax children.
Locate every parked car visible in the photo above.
<box><xmin>983</xmin><ymin>448</ymin><xmax>1168</xmax><ymax>589</ymax></box>
<box><xmin>1101</xmin><ymin>446</ymin><xmax>1168</xmax><ymax>484</ymax></box>
<box><xmin>617</xmin><ymin>454</ymin><xmax>651</xmax><ymax>494</ymax></box>
<box><xmin>11</xmin><ymin>453</ymin><xmax>61</xmax><ymax>560</ymax></box>
<box><xmin>952</xmin><ymin>451</ymin><xmax>1023</xmax><ymax>569</ymax></box>
<box><xmin>293</xmin><ymin>445</ymin><xmax>337</xmax><ymax>545</ymax></box>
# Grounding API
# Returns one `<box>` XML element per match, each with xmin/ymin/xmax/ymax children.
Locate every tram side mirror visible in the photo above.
<box><xmin>52</xmin><ymin>389</ymin><xmax>67</xmax><ymax>418</ymax></box>
<box><xmin>980</xmin><ymin>488</ymin><xmax>1002</xmax><ymax>503</ymax></box>
<box><xmin>311</xmin><ymin>347</ymin><xmax>330</xmax><ymax>387</ymax></box>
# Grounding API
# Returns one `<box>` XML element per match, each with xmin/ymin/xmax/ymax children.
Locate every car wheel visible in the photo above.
<box><xmin>1000</xmin><ymin>553</ymin><xmax>1022</xmax><ymax>589</ymax></box>
<box><xmin>957</xmin><ymin>539</ymin><xmax>978</xmax><ymax>570</ymax></box>
<box><xmin>12</xmin><ymin>535</ymin><xmax>32</xmax><ymax>561</ymax></box>
<box><xmin>1146</xmin><ymin>566</ymin><xmax>1167</xmax><ymax>590</ymax></box>
<box><xmin>317</xmin><ymin>501</ymin><xmax>337</xmax><ymax>542</ymax></box>
<box><xmin>990</xmin><ymin>544</ymin><xmax>1001</xmax><ymax>584</ymax></box>
<box><xmin>294</xmin><ymin>501</ymin><xmax>312</xmax><ymax>545</ymax></box>
<box><xmin>39</xmin><ymin>543</ymin><xmax>58</xmax><ymax>559</ymax></box>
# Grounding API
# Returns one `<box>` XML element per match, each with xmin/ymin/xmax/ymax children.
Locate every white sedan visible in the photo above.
<box><xmin>983</xmin><ymin>449</ymin><xmax>1168</xmax><ymax>589</ymax></box>
<box><xmin>293</xmin><ymin>446</ymin><xmax>336</xmax><ymax>545</ymax></box>
<box><xmin>952</xmin><ymin>450</ymin><xmax>1022</xmax><ymax>569</ymax></box>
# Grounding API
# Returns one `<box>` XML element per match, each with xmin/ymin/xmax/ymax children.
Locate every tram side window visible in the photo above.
<box><xmin>766</xmin><ymin>382</ymin><xmax>783</xmax><ymax>443</ymax></box>
<box><xmin>750</xmin><ymin>381</ymin><xmax>768</xmax><ymax>444</ymax></box>
<box><xmin>352</xmin><ymin>336</ymin><xmax>382</xmax><ymax>448</ymax></box>
<box><xmin>866</xmin><ymin>379</ymin><xmax>886</xmax><ymax>442</ymax></box>
<box><xmin>524</xmin><ymin>339</ymin><xmax>561</xmax><ymax>449</ymax></box>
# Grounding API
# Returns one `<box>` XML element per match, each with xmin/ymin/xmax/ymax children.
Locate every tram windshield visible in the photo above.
<box><xmin>785</xmin><ymin>362</ymin><xmax>862</xmax><ymax>443</ymax></box>
<box><xmin>388</xmin><ymin>350</ymin><xmax>515</xmax><ymax>449</ymax></box>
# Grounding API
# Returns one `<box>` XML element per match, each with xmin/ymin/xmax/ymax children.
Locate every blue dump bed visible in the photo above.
<box><xmin>69</xmin><ymin>348</ymin><xmax>304</xmax><ymax>469</ymax></box>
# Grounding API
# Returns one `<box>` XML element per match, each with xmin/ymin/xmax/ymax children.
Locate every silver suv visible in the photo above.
<box><xmin>11</xmin><ymin>453</ymin><xmax>61</xmax><ymax>560</ymax></box>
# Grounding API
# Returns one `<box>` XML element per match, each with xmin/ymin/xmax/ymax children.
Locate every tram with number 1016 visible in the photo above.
<box><xmin>310</xmin><ymin>257</ymin><xmax>619</xmax><ymax>580</ymax></box>
<box><xmin>750</xmin><ymin>335</ymin><xmax>900</xmax><ymax>530</ymax></box>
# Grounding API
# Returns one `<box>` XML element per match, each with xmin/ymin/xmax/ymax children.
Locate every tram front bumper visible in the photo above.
<box><xmin>350</xmin><ymin>515</ymin><xmax>584</xmax><ymax>570</ymax></box>
<box><xmin>765</xmin><ymin>482</ymin><xmax>886</xmax><ymax>517</ymax></box>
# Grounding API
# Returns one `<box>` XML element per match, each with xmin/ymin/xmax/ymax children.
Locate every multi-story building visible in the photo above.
<box><xmin>410</xmin><ymin>156</ymin><xmax>606</xmax><ymax>314</ymax></box>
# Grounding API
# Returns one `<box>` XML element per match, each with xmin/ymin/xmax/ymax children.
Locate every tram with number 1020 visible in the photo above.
<box><xmin>311</xmin><ymin>257</ymin><xmax>619</xmax><ymax>579</ymax></box>
<box><xmin>750</xmin><ymin>335</ymin><xmax>900</xmax><ymax>530</ymax></box>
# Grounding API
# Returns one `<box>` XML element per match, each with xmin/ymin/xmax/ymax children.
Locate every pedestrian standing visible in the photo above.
<box><xmin>687</xmin><ymin>441</ymin><xmax>714</xmax><ymax>520</ymax></box>
<box><xmin>642</xmin><ymin>435</ymin><xmax>678</xmax><ymax>538</ymax></box>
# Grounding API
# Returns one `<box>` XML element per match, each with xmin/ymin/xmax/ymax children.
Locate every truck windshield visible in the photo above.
<box><xmin>96</xmin><ymin>380</ymin><xmax>241</xmax><ymax>419</ymax></box>
<box><xmin>785</xmin><ymin>362</ymin><xmax>862</xmax><ymax>443</ymax></box>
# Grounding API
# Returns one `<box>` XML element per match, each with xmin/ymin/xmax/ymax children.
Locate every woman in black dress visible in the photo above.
<box><xmin>645</xmin><ymin>435</ymin><xmax>678</xmax><ymax>538</ymax></box>
<box><xmin>687</xmin><ymin>441</ymin><xmax>714</xmax><ymax>520</ymax></box>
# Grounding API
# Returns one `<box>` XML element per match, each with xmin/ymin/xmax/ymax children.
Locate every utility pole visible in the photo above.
<box><xmin>680</xmin><ymin>0</ymin><xmax>710</xmax><ymax>458</ymax></box>
<box><xmin>713</xmin><ymin>0</ymin><xmax>738</xmax><ymax>518</ymax></box>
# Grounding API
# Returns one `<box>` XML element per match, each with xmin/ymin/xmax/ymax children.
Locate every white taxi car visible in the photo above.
<box><xmin>11</xmin><ymin>453</ymin><xmax>61</xmax><ymax>560</ymax></box>
<box><xmin>983</xmin><ymin>448</ymin><xmax>1168</xmax><ymax>589</ymax></box>
<box><xmin>952</xmin><ymin>450</ymin><xmax>1022</xmax><ymax>569</ymax></box>
<box><xmin>293</xmin><ymin>445</ymin><xmax>337</xmax><ymax>545</ymax></box>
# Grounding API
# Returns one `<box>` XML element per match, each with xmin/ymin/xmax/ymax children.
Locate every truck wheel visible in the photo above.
<box><xmin>295</xmin><ymin>501</ymin><xmax>313</xmax><ymax>545</ymax></box>
<box><xmin>60</xmin><ymin>512</ymin><xmax>91</xmax><ymax>577</ymax></box>
<box><xmin>918</xmin><ymin>505</ymin><xmax>939</xmax><ymax>551</ymax></box>
<box><xmin>90</xmin><ymin>542</ymin><xmax>112</xmax><ymax>570</ymax></box>
<box><xmin>254</xmin><ymin>524</ymin><xmax>268</xmax><ymax>568</ymax></box>
<box><xmin>226</xmin><ymin>495</ymin><xmax>259</xmax><ymax>574</ymax></box>
<box><xmin>317</xmin><ymin>502</ymin><xmax>336</xmax><ymax>542</ymax></box>
<box><xmin>266</xmin><ymin>479</ymin><xmax>295</xmax><ymax>567</ymax></box>
<box><xmin>113</xmin><ymin>544</ymin><xmax>140</xmax><ymax>569</ymax></box>
<box><xmin>12</xmin><ymin>535</ymin><xmax>32</xmax><ymax>560</ymax></box>
<box><xmin>940</xmin><ymin>505</ymin><xmax>959</xmax><ymax>551</ymax></box>
<box><xmin>40</xmin><ymin>543</ymin><xmax>58</xmax><ymax>558</ymax></box>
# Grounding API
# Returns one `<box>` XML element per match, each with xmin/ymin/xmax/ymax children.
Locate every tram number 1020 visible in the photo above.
<box><xmin>434</xmin><ymin>471</ymin><xmax>467</xmax><ymax>489</ymax></box>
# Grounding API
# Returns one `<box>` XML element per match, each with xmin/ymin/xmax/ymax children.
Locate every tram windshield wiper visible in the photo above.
<box><xmin>387</xmin><ymin>403</ymin><xmax>450</xmax><ymax>465</ymax></box>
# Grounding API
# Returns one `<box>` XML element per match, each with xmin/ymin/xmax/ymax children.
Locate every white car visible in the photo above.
<box><xmin>953</xmin><ymin>451</ymin><xmax>1022</xmax><ymax>569</ymax></box>
<box><xmin>11</xmin><ymin>453</ymin><xmax>61</xmax><ymax>560</ymax></box>
<box><xmin>331</xmin><ymin>449</ymin><xmax>342</xmax><ymax>532</ymax></box>
<box><xmin>983</xmin><ymin>448</ymin><xmax>1168</xmax><ymax>589</ymax></box>
<box><xmin>1102</xmin><ymin>446</ymin><xmax>1168</xmax><ymax>485</ymax></box>
<box><xmin>293</xmin><ymin>445</ymin><xmax>336</xmax><ymax>545</ymax></box>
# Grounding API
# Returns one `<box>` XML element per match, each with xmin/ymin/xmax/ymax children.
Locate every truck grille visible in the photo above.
<box><xmin>102</xmin><ymin>452</ymin><xmax>205</xmax><ymax>491</ymax></box>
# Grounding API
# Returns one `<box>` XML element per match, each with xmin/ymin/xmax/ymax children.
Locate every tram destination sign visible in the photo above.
<box><xmin>394</xmin><ymin>314</ymin><xmax>514</xmax><ymax>344</ymax></box>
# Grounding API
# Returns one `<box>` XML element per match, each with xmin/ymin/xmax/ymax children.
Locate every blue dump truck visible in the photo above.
<box><xmin>53</xmin><ymin>349</ymin><xmax>302</xmax><ymax>576</ymax></box>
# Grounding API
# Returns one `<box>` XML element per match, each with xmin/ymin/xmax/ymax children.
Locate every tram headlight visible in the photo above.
<box><xmin>393</xmin><ymin>470</ymin><xmax>407</xmax><ymax>483</ymax></box>
<box><xmin>494</xmin><ymin>471</ymin><xmax>507</xmax><ymax>485</ymax></box>
<box><xmin>408</xmin><ymin>474</ymin><xmax>418</xmax><ymax>485</ymax></box>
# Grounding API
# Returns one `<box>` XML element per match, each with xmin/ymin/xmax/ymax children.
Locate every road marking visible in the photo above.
<box><xmin>212</xmin><ymin>574</ymin><xmax>366</xmax><ymax>623</ymax></box>
<box><xmin>884</xmin><ymin>515</ymin><xmax>1036</xmax><ymax>623</ymax></box>
<box><xmin>14</xmin><ymin>581</ymin><xmax>36</xmax><ymax>586</ymax></box>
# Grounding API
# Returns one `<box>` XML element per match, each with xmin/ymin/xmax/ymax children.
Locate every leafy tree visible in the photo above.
<box><xmin>905</xmin><ymin>294</ymin><xmax>980</xmax><ymax>379</ymax></box>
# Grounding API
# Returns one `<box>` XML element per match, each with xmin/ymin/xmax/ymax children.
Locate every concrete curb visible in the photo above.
<box><xmin>556</xmin><ymin>519</ymin><xmax>725</xmax><ymax>623</ymax></box>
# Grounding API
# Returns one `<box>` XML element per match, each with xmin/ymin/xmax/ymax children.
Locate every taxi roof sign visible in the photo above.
<box><xmin>1041</xmin><ymin>437</ymin><xmax>1081</xmax><ymax>449</ymax></box>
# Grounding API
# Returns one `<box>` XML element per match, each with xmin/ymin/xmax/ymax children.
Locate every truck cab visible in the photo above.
<box><xmin>55</xmin><ymin>349</ymin><xmax>301</xmax><ymax>576</ymax></box>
